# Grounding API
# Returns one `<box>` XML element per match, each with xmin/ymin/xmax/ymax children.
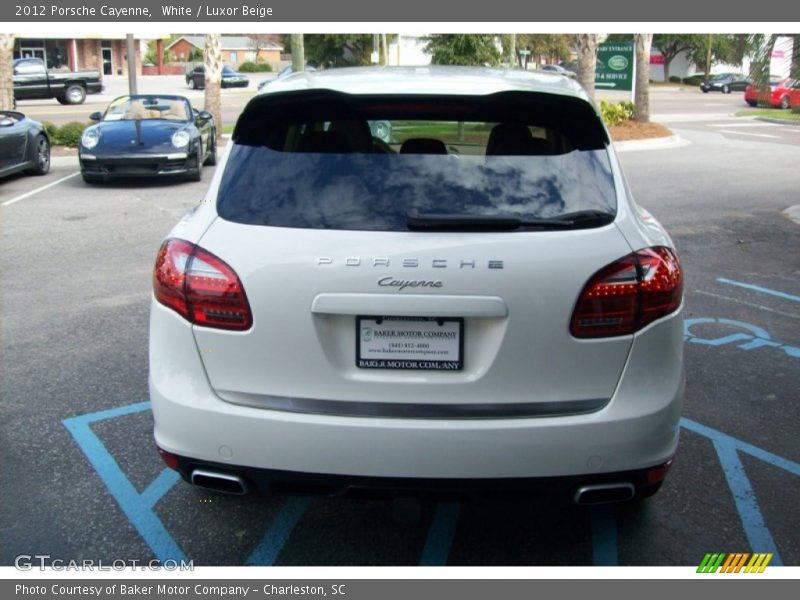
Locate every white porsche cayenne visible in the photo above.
<box><xmin>150</xmin><ymin>66</ymin><xmax>684</xmax><ymax>503</ymax></box>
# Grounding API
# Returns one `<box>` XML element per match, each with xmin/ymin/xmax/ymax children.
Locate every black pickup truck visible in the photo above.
<box><xmin>13</xmin><ymin>58</ymin><xmax>103</xmax><ymax>105</ymax></box>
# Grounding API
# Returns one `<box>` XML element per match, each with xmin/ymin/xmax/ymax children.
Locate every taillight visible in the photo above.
<box><xmin>153</xmin><ymin>238</ymin><xmax>253</xmax><ymax>330</ymax></box>
<box><xmin>570</xmin><ymin>246</ymin><xmax>682</xmax><ymax>338</ymax></box>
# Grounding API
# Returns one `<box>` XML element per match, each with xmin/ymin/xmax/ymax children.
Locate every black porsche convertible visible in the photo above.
<box><xmin>0</xmin><ymin>111</ymin><xmax>50</xmax><ymax>179</ymax></box>
<box><xmin>78</xmin><ymin>95</ymin><xmax>216</xmax><ymax>184</ymax></box>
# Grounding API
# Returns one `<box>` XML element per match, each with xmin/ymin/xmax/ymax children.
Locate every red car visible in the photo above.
<box><xmin>745</xmin><ymin>78</ymin><xmax>800</xmax><ymax>109</ymax></box>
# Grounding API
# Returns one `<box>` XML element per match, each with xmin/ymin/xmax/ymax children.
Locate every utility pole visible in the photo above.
<box><xmin>509</xmin><ymin>33</ymin><xmax>516</xmax><ymax>68</ymax></box>
<box><xmin>126</xmin><ymin>34</ymin><xmax>137</xmax><ymax>95</ymax></box>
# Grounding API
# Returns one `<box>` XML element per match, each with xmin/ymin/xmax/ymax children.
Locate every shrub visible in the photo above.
<box><xmin>681</xmin><ymin>76</ymin><xmax>704</xmax><ymax>86</ymax></box>
<box><xmin>41</xmin><ymin>120</ymin><xmax>60</xmax><ymax>141</ymax></box>
<box><xmin>669</xmin><ymin>76</ymin><xmax>681</xmax><ymax>83</ymax></box>
<box><xmin>53</xmin><ymin>121</ymin><xmax>88</xmax><ymax>147</ymax></box>
<box><xmin>238</xmin><ymin>61</ymin><xmax>273</xmax><ymax>72</ymax></box>
<box><xmin>599</xmin><ymin>100</ymin><xmax>635</xmax><ymax>126</ymax></box>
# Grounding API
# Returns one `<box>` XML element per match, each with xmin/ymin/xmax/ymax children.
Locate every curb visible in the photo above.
<box><xmin>784</xmin><ymin>205</ymin><xmax>800</xmax><ymax>226</ymax></box>
<box><xmin>754</xmin><ymin>116</ymin><xmax>800</xmax><ymax>127</ymax></box>
<box><xmin>613</xmin><ymin>134</ymin><xmax>689</xmax><ymax>153</ymax></box>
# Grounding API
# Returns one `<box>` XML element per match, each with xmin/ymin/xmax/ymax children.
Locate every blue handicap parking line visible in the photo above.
<box><xmin>63</xmin><ymin>401</ymin><xmax>309</xmax><ymax>566</ymax></box>
<box><xmin>246</xmin><ymin>497</ymin><xmax>311</xmax><ymax>566</ymax></box>
<box><xmin>717</xmin><ymin>278</ymin><xmax>800</xmax><ymax>303</ymax></box>
<box><xmin>419</xmin><ymin>502</ymin><xmax>460</xmax><ymax>566</ymax></box>
<box><xmin>62</xmin><ymin>402</ymin><xmax>187</xmax><ymax>563</ymax></box>
<box><xmin>684</xmin><ymin>317</ymin><xmax>800</xmax><ymax>359</ymax></box>
<box><xmin>62</xmin><ymin>403</ymin><xmax>797</xmax><ymax>566</ymax></box>
<box><xmin>681</xmin><ymin>418</ymin><xmax>800</xmax><ymax>566</ymax></box>
<box><xmin>591</xmin><ymin>504</ymin><xmax>618</xmax><ymax>566</ymax></box>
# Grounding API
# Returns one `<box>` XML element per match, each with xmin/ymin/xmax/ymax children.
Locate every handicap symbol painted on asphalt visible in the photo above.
<box><xmin>684</xmin><ymin>318</ymin><xmax>800</xmax><ymax>359</ymax></box>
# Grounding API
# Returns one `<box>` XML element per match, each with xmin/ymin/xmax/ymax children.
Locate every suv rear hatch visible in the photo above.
<box><xmin>190</xmin><ymin>89</ymin><xmax>634</xmax><ymax>417</ymax></box>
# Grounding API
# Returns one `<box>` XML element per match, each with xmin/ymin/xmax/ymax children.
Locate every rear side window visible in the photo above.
<box><xmin>218</xmin><ymin>91</ymin><xmax>616</xmax><ymax>231</ymax></box>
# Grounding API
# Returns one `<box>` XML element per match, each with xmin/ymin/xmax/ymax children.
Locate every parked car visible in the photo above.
<box><xmin>744</xmin><ymin>78</ymin><xmax>800</xmax><ymax>108</ymax></box>
<box><xmin>700</xmin><ymin>72</ymin><xmax>751</xmax><ymax>94</ymax></box>
<box><xmin>78</xmin><ymin>95</ymin><xmax>216</xmax><ymax>183</ymax></box>
<box><xmin>12</xmin><ymin>57</ymin><xmax>103</xmax><ymax>105</ymax></box>
<box><xmin>541</xmin><ymin>64</ymin><xmax>577</xmax><ymax>78</ymax></box>
<box><xmin>185</xmin><ymin>65</ymin><xmax>249</xmax><ymax>90</ymax></box>
<box><xmin>257</xmin><ymin>65</ymin><xmax>317</xmax><ymax>92</ymax></box>
<box><xmin>0</xmin><ymin>110</ymin><xmax>50</xmax><ymax>178</ymax></box>
<box><xmin>150</xmin><ymin>66</ymin><xmax>684</xmax><ymax>504</ymax></box>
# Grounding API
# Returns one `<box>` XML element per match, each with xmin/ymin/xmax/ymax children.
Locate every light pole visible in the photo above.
<box><xmin>518</xmin><ymin>49</ymin><xmax>531</xmax><ymax>70</ymax></box>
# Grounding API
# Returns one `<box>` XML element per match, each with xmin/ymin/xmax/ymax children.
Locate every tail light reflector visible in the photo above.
<box><xmin>154</xmin><ymin>238</ymin><xmax>253</xmax><ymax>330</ymax></box>
<box><xmin>570</xmin><ymin>246</ymin><xmax>682</xmax><ymax>338</ymax></box>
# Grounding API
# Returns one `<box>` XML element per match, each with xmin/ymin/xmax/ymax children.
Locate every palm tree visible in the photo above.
<box><xmin>575</xmin><ymin>34</ymin><xmax>598</xmax><ymax>99</ymax></box>
<box><xmin>0</xmin><ymin>34</ymin><xmax>15</xmax><ymax>110</ymax></box>
<box><xmin>203</xmin><ymin>34</ymin><xmax>222</xmax><ymax>142</ymax></box>
<box><xmin>634</xmin><ymin>34</ymin><xmax>653</xmax><ymax>122</ymax></box>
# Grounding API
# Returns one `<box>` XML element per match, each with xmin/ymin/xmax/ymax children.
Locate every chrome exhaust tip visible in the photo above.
<box><xmin>574</xmin><ymin>482</ymin><xmax>635</xmax><ymax>505</ymax></box>
<box><xmin>190</xmin><ymin>469</ymin><xmax>248</xmax><ymax>495</ymax></box>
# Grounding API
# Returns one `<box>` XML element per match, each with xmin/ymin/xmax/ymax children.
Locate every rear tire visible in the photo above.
<box><xmin>722</xmin><ymin>84</ymin><xmax>730</xmax><ymax>94</ymax></box>
<box><xmin>780</xmin><ymin>95</ymin><xmax>790</xmax><ymax>109</ymax></box>
<box><xmin>189</xmin><ymin>144</ymin><xmax>203</xmax><ymax>181</ymax></box>
<box><xmin>746</xmin><ymin>100</ymin><xmax>757</xmax><ymax>107</ymax></box>
<box><xmin>203</xmin><ymin>134</ymin><xmax>217</xmax><ymax>166</ymax></box>
<box><xmin>29</xmin><ymin>134</ymin><xmax>50</xmax><ymax>175</ymax></box>
<box><xmin>188</xmin><ymin>78</ymin><xmax>196</xmax><ymax>90</ymax></box>
<box><xmin>56</xmin><ymin>96</ymin><xmax>69</xmax><ymax>105</ymax></box>
<box><xmin>63</xmin><ymin>84</ymin><xmax>87</xmax><ymax>105</ymax></box>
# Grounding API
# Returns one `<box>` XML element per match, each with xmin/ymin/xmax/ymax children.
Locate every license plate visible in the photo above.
<box><xmin>356</xmin><ymin>316</ymin><xmax>463</xmax><ymax>370</ymax></box>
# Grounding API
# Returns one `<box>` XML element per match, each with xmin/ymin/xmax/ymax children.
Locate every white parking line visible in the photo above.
<box><xmin>714</xmin><ymin>130</ymin><xmax>780</xmax><ymax>139</ymax></box>
<box><xmin>707</xmin><ymin>122</ymin><xmax>780</xmax><ymax>128</ymax></box>
<box><xmin>694</xmin><ymin>289</ymin><xmax>800</xmax><ymax>321</ymax></box>
<box><xmin>781</xmin><ymin>128</ymin><xmax>800</xmax><ymax>133</ymax></box>
<box><xmin>1</xmin><ymin>172</ymin><xmax>80</xmax><ymax>207</ymax></box>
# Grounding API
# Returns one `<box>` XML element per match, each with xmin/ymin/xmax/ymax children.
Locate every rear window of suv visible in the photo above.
<box><xmin>217</xmin><ymin>90</ymin><xmax>616</xmax><ymax>231</ymax></box>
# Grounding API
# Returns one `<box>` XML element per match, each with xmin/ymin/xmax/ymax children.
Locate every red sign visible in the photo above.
<box><xmin>650</xmin><ymin>54</ymin><xmax>665</xmax><ymax>65</ymax></box>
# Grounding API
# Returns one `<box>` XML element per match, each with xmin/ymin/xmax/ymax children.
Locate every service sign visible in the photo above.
<box><xmin>357</xmin><ymin>317</ymin><xmax>463</xmax><ymax>370</ymax></box>
<box><xmin>596</xmin><ymin>42</ymin><xmax>634</xmax><ymax>91</ymax></box>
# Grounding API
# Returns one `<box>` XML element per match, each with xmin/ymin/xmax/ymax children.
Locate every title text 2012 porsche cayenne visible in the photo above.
<box><xmin>150</xmin><ymin>67</ymin><xmax>684</xmax><ymax>504</ymax></box>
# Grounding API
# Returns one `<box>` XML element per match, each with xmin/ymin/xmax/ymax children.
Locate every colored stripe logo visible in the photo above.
<box><xmin>697</xmin><ymin>552</ymin><xmax>773</xmax><ymax>573</ymax></box>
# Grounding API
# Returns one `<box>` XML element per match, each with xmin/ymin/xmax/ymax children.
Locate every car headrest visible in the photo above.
<box><xmin>125</xmin><ymin>100</ymin><xmax>148</xmax><ymax>120</ymax></box>
<box><xmin>399</xmin><ymin>138</ymin><xmax>448</xmax><ymax>154</ymax></box>
<box><xmin>486</xmin><ymin>123</ymin><xmax>553</xmax><ymax>156</ymax></box>
<box><xmin>296</xmin><ymin>131</ymin><xmax>352</xmax><ymax>153</ymax></box>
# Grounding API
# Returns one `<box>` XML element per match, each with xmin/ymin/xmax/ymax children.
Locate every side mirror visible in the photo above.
<box><xmin>89</xmin><ymin>112</ymin><xmax>103</xmax><ymax>122</ymax></box>
<box><xmin>196</xmin><ymin>110</ymin><xmax>212</xmax><ymax>121</ymax></box>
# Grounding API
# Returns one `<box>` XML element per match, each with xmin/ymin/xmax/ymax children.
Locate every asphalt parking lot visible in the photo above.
<box><xmin>1</xmin><ymin>95</ymin><xmax>798</xmax><ymax>567</ymax></box>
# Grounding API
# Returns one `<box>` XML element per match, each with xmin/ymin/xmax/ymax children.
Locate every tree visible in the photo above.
<box><xmin>424</xmin><ymin>34</ymin><xmax>501</xmax><ymax>66</ymax></box>
<box><xmin>304</xmin><ymin>34</ymin><xmax>374</xmax><ymax>68</ymax></box>
<box><xmin>509</xmin><ymin>34</ymin><xmax>573</xmax><ymax>68</ymax></box>
<box><xmin>248</xmin><ymin>34</ymin><xmax>280</xmax><ymax>62</ymax></box>
<box><xmin>652</xmin><ymin>34</ymin><xmax>693</xmax><ymax>82</ymax></box>
<box><xmin>203</xmin><ymin>34</ymin><xmax>222</xmax><ymax>143</ymax></box>
<box><xmin>0</xmin><ymin>34</ymin><xmax>14</xmax><ymax>110</ymax></box>
<box><xmin>291</xmin><ymin>34</ymin><xmax>304</xmax><ymax>71</ymax></box>
<box><xmin>575</xmin><ymin>34</ymin><xmax>598</xmax><ymax>99</ymax></box>
<box><xmin>634</xmin><ymin>34</ymin><xmax>653</xmax><ymax>122</ymax></box>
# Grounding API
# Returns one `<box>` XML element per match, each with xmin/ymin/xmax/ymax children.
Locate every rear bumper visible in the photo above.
<box><xmin>150</xmin><ymin>301</ymin><xmax>684</xmax><ymax>482</ymax></box>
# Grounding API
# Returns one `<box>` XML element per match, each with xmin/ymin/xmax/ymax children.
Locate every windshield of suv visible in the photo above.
<box><xmin>218</xmin><ymin>91</ymin><xmax>616</xmax><ymax>231</ymax></box>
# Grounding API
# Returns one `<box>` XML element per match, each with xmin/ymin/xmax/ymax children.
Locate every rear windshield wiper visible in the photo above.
<box><xmin>406</xmin><ymin>210</ymin><xmax>615</xmax><ymax>232</ymax></box>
